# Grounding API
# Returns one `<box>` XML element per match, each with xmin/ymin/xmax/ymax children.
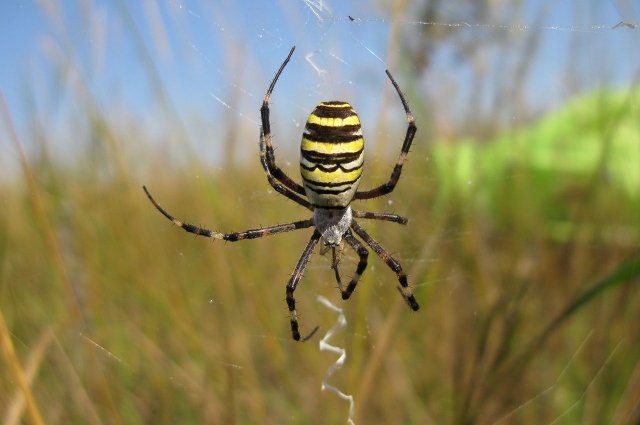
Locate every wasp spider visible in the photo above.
<box><xmin>143</xmin><ymin>46</ymin><xmax>419</xmax><ymax>341</ymax></box>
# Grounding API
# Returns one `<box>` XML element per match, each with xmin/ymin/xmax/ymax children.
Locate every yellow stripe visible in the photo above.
<box><xmin>301</xmin><ymin>167</ymin><xmax>362</xmax><ymax>184</ymax></box>
<box><xmin>301</xmin><ymin>137</ymin><xmax>363</xmax><ymax>155</ymax></box>
<box><xmin>306</xmin><ymin>114</ymin><xmax>361</xmax><ymax>127</ymax></box>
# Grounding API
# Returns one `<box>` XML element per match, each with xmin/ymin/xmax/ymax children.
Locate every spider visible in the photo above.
<box><xmin>143</xmin><ymin>46</ymin><xmax>419</xmax><ymax>341</ymax></box>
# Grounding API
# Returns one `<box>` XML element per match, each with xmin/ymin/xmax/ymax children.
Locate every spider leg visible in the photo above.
<box><xmin>260</xmin><ymin>128</ymin><xmax>312</xmax><ymax>210</ymax></box>
<box><xmin>353</xmin><ymin>210</ymin><xmax>408</xmax><ymax>225</ymax></box>
<box><xmin>354</xmin><ymin>70</ymin><xmax>416</xmax><ymax>200</ymax></box>
<box><xmin>143</xmin><ymin>186</ymin><xmax>314</xmax><ymax>240</ymax></box>
<box><xmin>331</xmin><ymin>246</ymin><xmax>344</xmax><ymax>292</ymax></box>
<box><xmin>340</xmin><ymin>230</ymin><xmax>369</xmax><ymax>301</ymax></box>
<box><xmin>259</xmin><ymin>46</ymin><xmax>308</xmax><ymax>200</ymax></box>
<box><xmin>350</xmin><ymin>220</ymin><xmax>420</xmax><ymax>311</ymax></box>
<box><xmin>287</xmin><ymin>230</ymin><xmax>321</xmax><ymax>341</ymax></box>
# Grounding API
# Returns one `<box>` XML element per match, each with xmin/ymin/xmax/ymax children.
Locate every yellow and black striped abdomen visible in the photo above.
<box><xmin>300</xmin><ymin>102</ymin><xmax>364</xmax><ymax>209</ymax></box>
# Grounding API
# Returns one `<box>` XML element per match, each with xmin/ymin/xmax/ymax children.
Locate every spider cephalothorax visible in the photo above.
<box><xmin>144</xmin><ymin>46</ymin><xmax>419</xmax><ymax>341</ymax></box>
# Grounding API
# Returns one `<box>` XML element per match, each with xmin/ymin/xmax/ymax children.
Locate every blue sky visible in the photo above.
<box><xmin>1</xmin><ymin>0</ymin><xmax>639</xmax><ymax>177</ymax></box>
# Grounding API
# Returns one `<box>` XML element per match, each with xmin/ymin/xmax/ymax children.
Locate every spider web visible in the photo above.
<box><xmin>4</xmin><ymin>0</ymin><xmax>639</xmax><ymax>423</ymax></box>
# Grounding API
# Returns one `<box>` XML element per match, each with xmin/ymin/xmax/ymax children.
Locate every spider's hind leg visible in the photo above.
<box><xmin>330</xmin><ymin>246</ymin><xmax>344</xmax><ymax>293</ymax></box>
<box><xmin>286</xmin><ymin>231</ymin><xmax>321</xmax><ymax>341</ymax></box>
<box><xmin>350</xmin><ymin>220</ymin><xmax>419</xmax><ymax>311</ymax></box>
<box><xmin>340</xmin><ymin>231</ymin><xmax>369</xmax><ymax>301</ymax></box>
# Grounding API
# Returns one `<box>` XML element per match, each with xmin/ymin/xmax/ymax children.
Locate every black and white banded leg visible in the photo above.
<box><xmin>143</xmin><ymin>186</ymin><xmax>314</xmax><ymax>241</ymax></box>
<box><xmin>259</xmin><ymin>128</ymin><xmax>311</xmax><ymax>210</ymax></box>
<box><xmin>340</xmin><ymin>231</ymin><xmax>369</xmax><ymax>301</ymax></box>
<box><xmin>355</xmin><ymin>70</ymin><xmax>417</xmax><ymax>200</ymax></box>
<box><xmin>259</xmin><ymin>46</ymin><xmax>307</xmax><ymax>199</ymax></box>
<box><xmin>286</xmin><ymin>230</ymin><xmax>321</xmax><ymax>341</ymax></box>
<box><xmin>330</xmin><ymin>246</ymin><xmax>344</xmax><ymax>293</ymax></box>
<box><xmin>353</xmin><ymin>210</ymin><xmax>408</xmax><ymax>225</ymax></box>
<box><xmin>350</xmin><ymin>220</ymin><xmax>420</xmax><ymax>311</ymax></box>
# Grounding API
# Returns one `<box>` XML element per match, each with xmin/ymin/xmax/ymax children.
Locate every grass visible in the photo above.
<box><xmin>1</xmin><ymin>81</ymin><xmax>640</xmax><ymax>424</ymax></box>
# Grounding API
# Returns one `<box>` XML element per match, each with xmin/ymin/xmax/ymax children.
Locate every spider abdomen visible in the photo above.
<box><xmin>300</xmin><ymin>101</ymin><xmax>364</xmax><ymax>208</ymax></box>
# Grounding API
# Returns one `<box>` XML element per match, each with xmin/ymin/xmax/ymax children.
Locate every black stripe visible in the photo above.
<box><xmin>305</xmin><ymin>123</ymin><xmax>361</xmax><ymax>135</ymax></box>
<box><xmin>300</xmin><ymin>161</ymin><xmax>363</xmax><ymax>173</ymax></box>
<box><xmin>301</xmin><ymin>148</ymin><xmax>363</xmax><ymax>163</ymax></box>
<box><xmin>312</xmin><ymin>105</ymin><xmax>355</xmax><ymax>119</ymax></box>
<box><xmin>303</xmin><ymin>131</ymin><xmax>362</xmax><ymax>143</ymax></box>
<box><xmin>302</xmin><ymin>175</ymin><xmax>360</xmax><ymax>188</ymax></box>
<box><xmin>304</xmin><ymin>184</ymin><xmax>354</xmax><ymax>195</ymax></box>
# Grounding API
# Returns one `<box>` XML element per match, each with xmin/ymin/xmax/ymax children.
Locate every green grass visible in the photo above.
<box><xmin>2</xmin><ymin>87</ymin><xmax>640</xmax><ymax>423</ymax></box>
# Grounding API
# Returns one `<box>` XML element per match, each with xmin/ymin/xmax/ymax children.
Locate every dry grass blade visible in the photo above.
<box><xmin>0</xmin><ymin>93</ymin><xmax>82</xmax><ymax>322</ymax></box>
<box><xmin>3</xmin><ymin>328</ymin><xmax>54</xmax><ymax>425</ymax></box>
<box><xmin>0</xmin><ymin>307</ymin><xmax>45</xmax><ymax>425</ymax></box>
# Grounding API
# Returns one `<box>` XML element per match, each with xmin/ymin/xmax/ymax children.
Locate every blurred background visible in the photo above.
<box><xmin>1</xmin><ymin>0</ymin><xmax>639</xmax><ymax>424</ymax></box>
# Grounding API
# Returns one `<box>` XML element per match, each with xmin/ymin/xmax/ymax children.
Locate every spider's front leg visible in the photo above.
<box><xmin>354</xmin><ymin>69</ymin><xmax>417</xmax><ymax>200</ymax></box>
<box><xmin>259</xmin><ymin>46</ymin><xmax>309</xmax><ymax>209</ymax></box>
<box><xmin>259</xmin><ymin>128</ymin><xmax>312</xmax><ymax>210</ymax></box>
